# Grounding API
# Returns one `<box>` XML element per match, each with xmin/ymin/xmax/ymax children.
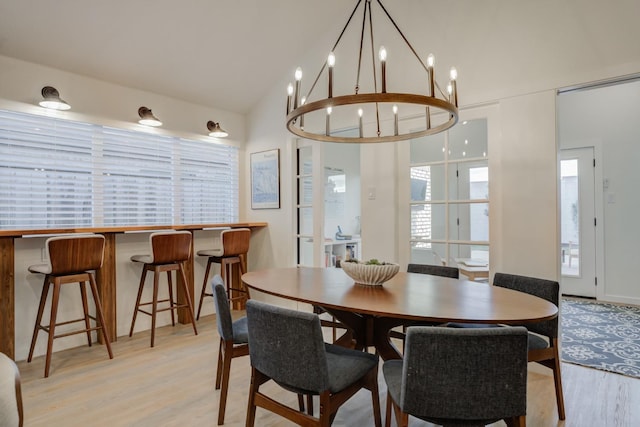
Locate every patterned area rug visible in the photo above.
<box><xmin>561</xmin><ymin>298</ymin><xmax>640</xmax><ymax>378</ymax></box>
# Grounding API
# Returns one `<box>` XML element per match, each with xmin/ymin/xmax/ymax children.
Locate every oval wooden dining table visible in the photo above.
<box><xmin>242</xmin><ymin>267</ymin><xmax>558</xmax><ymax>360</ymax></box>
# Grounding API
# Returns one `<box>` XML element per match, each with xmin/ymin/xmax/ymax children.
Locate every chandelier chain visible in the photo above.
<box><xmin>355</xmin><ymin>0</ymin><xmax>368</xmax><ymax>95</ymax></box>
<box><xmin>366</xmin><ymin>2</ymin><xmax>382</xmax><ymax>135</ymax></box>
<box><xmin>306</xmin><ymin>0</ymin><xmax>363</xmax><ymax>101</ymax></box>
<box><xmin>375</xmin><ymin>0</ymin><xmax>447</xmax><ymax>99</ymax></box>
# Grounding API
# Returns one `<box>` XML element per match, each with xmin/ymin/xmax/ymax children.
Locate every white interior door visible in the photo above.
<box><xmin>560</xmin><ymin>147</ymin><xmax>597</xmax><ymax>297</ymax></box>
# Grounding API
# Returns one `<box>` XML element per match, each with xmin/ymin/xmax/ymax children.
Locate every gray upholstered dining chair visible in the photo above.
<box><xmin>447</xmin><ymin>272</ymin><xmax>565</xmax><ymax>420</ymax></box>
<box><xmin>383</xmin><ymin>326</ymin><xmax>529</xmax><ymax>427</ymax></box>
<box><xmin>407</xmin><ymin>263</ymin><xmax>460</xmax><ymax>278</ymax></box>
<box><xmin>245</xmin><ymin>299</ymin><xmax>382</xmax><ymax>427</ymax></box>
<box><xmin>390</xmin><ymin>262</ymin><xmax>461</xmax><ymax>344</ymax></box>
<box><xmin>212</xmin><ymin>275</ymin><xmax>249</xmax><ymax>425</ymax></box>
<box><xmin>493</xmin><ymin>273</ymin><xmax>565</xmax><ymax>420</ymax></box>
<box><xmin>0</xmin><ymin>352</ymin><xmax>23</xmax><ymax>427</ymax></box>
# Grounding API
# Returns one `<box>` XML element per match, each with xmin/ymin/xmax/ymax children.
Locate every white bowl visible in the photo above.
<box><xmin>341</xmin><ymin>262</ymin><xmax>400</xmax><ymax>286</ymax></box>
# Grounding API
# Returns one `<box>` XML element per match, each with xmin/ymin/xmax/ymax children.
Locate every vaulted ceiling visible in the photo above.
<box><xmin>0</xmin><ymin>0</ymin><xmax>349</xmax><ymax>114</ymax></box>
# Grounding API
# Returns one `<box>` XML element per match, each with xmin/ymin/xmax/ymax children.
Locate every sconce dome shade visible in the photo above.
<box><xmin>138</xmin><ymin>106</ymin><xmax>162</xmax><ymax>127</ymax></box>
<box><xmin>39</xmin><ymin>86</ymin><xmax>71</xmax><ymax>110</ymax></box>
<box><xmin>207</xmin><ymin>120</ymin><xmax>228</xmax><ymax>138</ymax></box>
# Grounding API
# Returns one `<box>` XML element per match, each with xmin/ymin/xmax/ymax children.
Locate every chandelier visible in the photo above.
<box><xmin>285</xmin><ymin>0</ymin><xmax>459</xmax><ymax>143</ymax></box>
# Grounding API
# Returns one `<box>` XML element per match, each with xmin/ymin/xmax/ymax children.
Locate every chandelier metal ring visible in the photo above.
<box><xmin>286</xmin><ymin>92</ymin><xmax>458</xmax><ymax>143</ymax></box>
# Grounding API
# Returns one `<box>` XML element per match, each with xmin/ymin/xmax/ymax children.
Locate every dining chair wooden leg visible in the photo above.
<box><xmin>384</xmin><ymin>392</ymin><xmax>392</xmax><ymax>427</ymax></box>
<box><xmin>390</xmin><ymin>397</ymin><xmax>408</xmax><ymax>427</ymax></box>
<box><xmin>317</xmin><ymin>391</ymin><xmax>331</xmax><ymax>427</ymax></box>
<box><xmin>306</xmin><ymin>394</ymin><xmax>313</xmax><ymax>415</ymax></box>
<box><xmin>215</xmin><ymin>339</ymin><xmax>224</xmax><ymax>390</ymax></box>
<box><xmin>129</xmin><ymin>268</ymin><xmax>148</xmax><ymax>337</ymax></box>
<box><xmin>196</xmin><ymin>258</ymin><xmax>213</xmax><ymax>320</ymax></box>
<box><xmin>551</xmin><ymin>344</ymin><xmax>566</xmax><ymax>420</ymax></box>
<box><xmin>245</xmin><ymin>367</ymin><xmax>263</xmax><ymax>427</ymax></box>
<box><xmin>166</xmin><ymin>270</ymin><xmax>176</xmax><ymax>326</ymax></box>
<box><xmin>366</xmin><ymin>367</ymin><xmax>383</xmax><ymax>427</ymax></box>
<box><xmin>297</xmin><ymin>394</ymin><xmax>305</xmax><ymax>412</ymax></box>
<box><xmin>505</xmin><ymin>415</ymin><xmax>527</xmax><ymax>427</ymax></box>
<box><xmin>151</xmin><ymin>269</ymin><xmax>160</xmax><ymax>348</ymax></box>
<box><xmin>28</xmin><ymin>279</ymin><xmax>50</xmax><ymax>362</ymax></box>
<box><xmin>79</xmin><ymin>281</ymin><xmax>93</xmax><ymax>347</ymax></box>
<box><xmin>217</xmin><ymin>340</ymin><xmax>233</xmax><ymax>425</ymax></box>
<box><xmin>44</xmin><ymin>281</ymin><xmax>61</xmax><ymax>378</ymax></box>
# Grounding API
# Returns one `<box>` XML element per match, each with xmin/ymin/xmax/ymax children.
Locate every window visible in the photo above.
<box><xmin>0</xmin><ymin>109</ymin><xmax>238</xmax><ymax>229</ymax></box>
<box><xmin>409</xmin><ymin>118</ymin><xmax>489</xmax><ymax>267</ymax></box>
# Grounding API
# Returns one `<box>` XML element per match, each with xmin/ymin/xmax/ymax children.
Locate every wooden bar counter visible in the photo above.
<box><xmin>0</xmin><ymin>222</ymin><xmax>266</xmax><ymax>359</ymax></box>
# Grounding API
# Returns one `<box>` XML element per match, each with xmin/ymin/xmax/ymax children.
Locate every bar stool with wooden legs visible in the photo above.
<box><xmin>196</xmin><ymin>228</ymin><xmax>251</xmax><ymax>318</ymax></box>
<box><xmin>129</xmin><ymin>231</ymin><xmax>198</xmax><ymax>347</ymax></box>
<box><xmin>27</xmin><ymin>234</ymin><xmax>113</xmax><ymax>378</ymax></box>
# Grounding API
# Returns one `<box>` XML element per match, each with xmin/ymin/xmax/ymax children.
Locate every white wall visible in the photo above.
<box><xmin>492</xmin><ymin>92</ymin><xmax>558</xmax><ymax>280</ymax></box>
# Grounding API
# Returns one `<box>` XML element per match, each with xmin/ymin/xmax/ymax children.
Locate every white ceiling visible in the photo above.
<box><xmin>0</xmin><ymin>0</ymin><xmax>350</xmax><ymax>114</ymax></box>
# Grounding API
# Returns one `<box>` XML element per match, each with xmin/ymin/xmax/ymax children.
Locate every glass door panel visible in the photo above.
<box><xmin>296</xmin><ymin>144</ymin><xmax>314</xmax><ymax>266</ymax></box>
<box><xmin>411</xmin><ymin>164</ymin><xmax>445</xmax><ymax>201</ymax></box>
<box><xmin>410</xmin><ymin>242</ymin><xmax>446</xmax><ymax>265</ymax></box>
<box><xmin>448</xmin><ymin>162</ymin><xmax>489</xmax><ymax>200</ymax></box>
<box><xmin>411</xmin><ymin>203</ymin><xmax>446</xmax><ymax>240</ymax></box>
<box><xmin>560</xmin><ymin>158</ymin><xmax>581</xmax><ymax>277</ymax></box>
<box><xmin>448</xmin><ymin>203</ymin><xmax>489</xmax><ymax>241</ymax></box>
<box><xmin>448</xmin><ymin>119</ymin><xmax>488</xmax><ymax>161</ymax></box>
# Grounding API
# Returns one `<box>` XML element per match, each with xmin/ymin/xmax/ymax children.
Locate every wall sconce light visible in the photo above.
<box><xmin>207</xmin><ymin>121</ymin><xmax>228</xmax><ymax>138</ymax></box>
<box><xmin>138</xmin><ymin>107</ymin><xmax>162</xmax><ymax>127</ymax></box>
<box><xmin>39</xmin><ymin>86</ymin><xmax>71</xmax><ymax>110</ymax></box>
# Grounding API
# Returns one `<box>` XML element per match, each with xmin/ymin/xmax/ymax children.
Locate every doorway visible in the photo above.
<box><xmin>560</xmin><ymin>147</ymin><xmax>596</xmax><ymax>297</ymax></box>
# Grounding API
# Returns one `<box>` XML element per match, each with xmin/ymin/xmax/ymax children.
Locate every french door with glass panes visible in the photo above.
<box><xmin>409</xmin><ymin>118</ymin><xmax>489</xmax><ymax>280</ymax></box>
<box><xmin>296</xmin><ymin>140</ymin><xmax>322</xmax><ymax>266</ymax></box>
<box><xmin>560</xmin><ymin>147</ymin><xmax>597</xmax><ymax>297</ymax></box>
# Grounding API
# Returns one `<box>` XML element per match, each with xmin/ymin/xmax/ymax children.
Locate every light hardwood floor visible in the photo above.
<box><xmin>16</xmin><ymin>313</ymin><xmax>640</xmax><ymax>427</ymax></box>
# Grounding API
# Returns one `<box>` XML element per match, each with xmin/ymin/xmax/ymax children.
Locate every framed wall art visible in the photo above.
<box><xmin>250</xmin><ymin>149</ymin><xmax>280</xmax><ymax>209</ymax></box>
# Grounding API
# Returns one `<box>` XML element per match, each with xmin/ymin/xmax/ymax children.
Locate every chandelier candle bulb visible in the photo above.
<box><xmin>286</xmin><ymin>83</ymin><xmax>293</xmax><ymax>115</ymax></box>
<box><xmin>326</xmin><ymin>106</ymin><xmax>332</xmax><ymax>136</ymax></box>
<box><xmin>293</xmin><ymin>67</ymin><xmax>302</xmax><ymax>109</ymax></box>
<box><xmin>358</xmin><ymin>108</ymin><xmax>363</xmax><ymax>137</ymax></box>
<box><xmin>379</xmin><ymin>46</ymin><xmax>387</xmax><ymax>93</ymax></box>
<box><xmin>450</xmin><ymin>67</ymin><xmax>458</xmax><ymax>107</ymax></box>
<box><xmin>427</xmin><ymin>54</ymin><xmax>435</xmax><ymax>97</ymax></box>
<box><xmin>393</xmin><ymin>105</ymin><xmax>398</xmax><ymax>136</ymax></box>
<box><xmin>300</xmin><ymin>96</ymin><xmax>306</xmax><ymax>130</ymax></box>
<box><xmin>328</xmin><ymin>52</ymin><xmax>335</xmax><ymax>98</ymax></box>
